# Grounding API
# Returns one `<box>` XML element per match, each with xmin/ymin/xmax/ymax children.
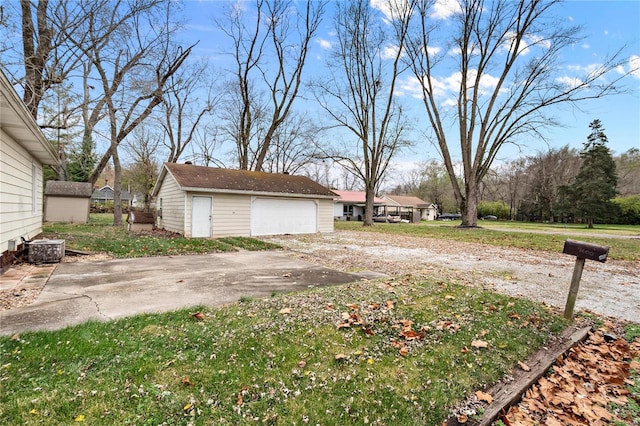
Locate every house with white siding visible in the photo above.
<box><xmin>152</xmin><ymin>163</ymin><xmax>336</xmax><ymax>237</ymax></box>
<box><xmin>1</xmin><ymin>70</ymin><xmax>59</xmax><ymax>270</ymax></box>
<box><xmin>332</xmin><ymin>190</ymin><xmax>385</xmax><ymax>221</ymax></box>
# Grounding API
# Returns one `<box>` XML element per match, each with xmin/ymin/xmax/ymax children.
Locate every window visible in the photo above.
<box><xmin>343</xmin><ymin>204</ymin><xmax>353</xmax><ymax>215</ymax></box>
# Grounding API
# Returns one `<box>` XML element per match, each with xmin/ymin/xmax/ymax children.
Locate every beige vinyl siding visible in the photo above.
<box><xmin>0</xmin><ymin>130</ymin><xmax>45</xmax><ymax>252</ymax></box>
<box><xmin>211</xmin><ymin>193</ymin><xmax>251</xmax><ymax>237</ymax></box>
<box><xmin>184</xmin><ymin>193</ymin><xmax>251</xmax><ymax>238</ymax></box>
<box><xmin>156</xmin><ymin>174</ymin><xmax>185</xmax><ymax>235</ymax></box>
<box><xmin>45</xmin><ymin>197</ymin><xmax>90</xmax><ymax>223</ymax></box>
<box><xmin>317</xmin><ymin>199</ymin><xmax>335</xmax><ymax>233</ymax></box>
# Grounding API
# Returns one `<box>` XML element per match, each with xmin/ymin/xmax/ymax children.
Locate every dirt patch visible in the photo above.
<box><xmin>262</xmin><ymin>231</ymin><xmax>640</xmax><ymax>323</ymax></box>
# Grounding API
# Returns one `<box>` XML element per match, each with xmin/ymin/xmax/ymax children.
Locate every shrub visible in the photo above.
<box><xmin>478</xmin><ymin>200</ymin><xmax>510</xmax><ymax>219</ymax></box>
<box><xmin>612</xmin><ymin>195</ymin><xmax>640</xmax><ymax>225</ymax></box>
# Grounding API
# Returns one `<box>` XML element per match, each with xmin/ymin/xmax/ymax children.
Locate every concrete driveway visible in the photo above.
<box><xmin>0</xmin><ymin>251</ymin><xmax>374</xmax><ymax>335</ymax></box>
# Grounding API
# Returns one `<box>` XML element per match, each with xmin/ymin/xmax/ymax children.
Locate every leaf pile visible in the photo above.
<box><xmin>501</xmin><ymin>328</ymin><xmax>640</xmax><ymax>425</ymax></box>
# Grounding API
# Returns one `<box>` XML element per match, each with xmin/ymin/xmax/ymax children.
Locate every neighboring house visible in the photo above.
<box><xmin>44</xmin><ymin>181</ymin><xmax>93</xmax><ymax>223</ymax></box>
<box><xmin>332</xmin><ymin>190</ymin><xmax>385</xmax><ymax>221</ymax></box>
<box><xmin>152</xmin><ymin>163</ymin><xmax>336</xmax><ymax>237</ymax></box>
<box><xmin>380</xmin><ymin>194</ymin><xmax>433</xmax><ymax>223</ymax></box>
<box><xmin>91</xmin><ymin>185</ymin><xmax>132</xmax><ymax>205</ymax></box>
<box><xmin>0</xmin><ymin>70</ymin><xmax>59</xmax><ymax>270</ymax></box>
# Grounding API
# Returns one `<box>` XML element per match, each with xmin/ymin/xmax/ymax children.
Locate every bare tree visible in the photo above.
<box><xmin>262</xmin><ymin>113</ymin><xmax>320</xmax><ymax>174</ymax></box>
<box><xmin>218</xmin><ymin>0</ymin><xmax>326</xmax><ymax>171</ymax></box>
<box><xmin>123</xmin><ymin>127</ymin><xmax>161</xmax><ymax>210</ymax></box>
<box><xmin>189</xmin><ymin>125</ymin><xmax>226</xmax><ymax>167</ymax></box>
<box><xmin>314</xmin><ymin>0</ymin><xmax>412</xmax><ymax>225</ymax></box>
<box><xmin>616</xmin><ymin>148</ymin><xmax>640</xmax><ymax>197</ymax></box>
<box><xmin>160</xmin><ymin>61</ymin><xmax>218</xmax><ymax>164</ymax></box>
<box><xmin>64</xmin><ymin>0</ymin><xmax>192</xmax><ymax>225</ymax></box>
<box><xmin>400</xmin><ymin>0</ymin><xmax>635</xmax><ymax>226</ymax></box>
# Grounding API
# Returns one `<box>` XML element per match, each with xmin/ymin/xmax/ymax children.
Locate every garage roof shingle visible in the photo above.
<box><xmin>162</xmin><ymin>163</ymin><xmax>336</xmax><ymax>197</ymax></box>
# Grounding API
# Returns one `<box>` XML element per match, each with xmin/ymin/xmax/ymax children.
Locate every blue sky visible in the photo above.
<box><xmin>178</xmin><ymin>0</ymin><xmax>640</xmax><ymax>168</ymax></box>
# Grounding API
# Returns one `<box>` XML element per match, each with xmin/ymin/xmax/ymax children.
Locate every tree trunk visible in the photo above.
<box><xmin>461</xmin><ymin>181</ymin><xmax>479</xmax><ymax>227</ymax></box>
<box><xmin>363</xmin><ymin>185</ymin><xmax>375</xmax><ymax>227</ymax></box>
<box><xmin>112</xmin><ymin>145</ymin><xmax>123</xmax><ymax>226</ymax></box>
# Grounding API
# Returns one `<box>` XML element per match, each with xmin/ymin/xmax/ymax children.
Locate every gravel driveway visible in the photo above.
<box><xmin>262</xmin><ymin>231</ymin><xmax>640</xmax><ymax>323</ymax></box>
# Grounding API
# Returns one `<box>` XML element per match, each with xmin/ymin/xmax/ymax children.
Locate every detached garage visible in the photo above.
<box><xmin>152</xmin><ymin>163</ymin><xmax>336</xmax><ymax>238</ymax></box>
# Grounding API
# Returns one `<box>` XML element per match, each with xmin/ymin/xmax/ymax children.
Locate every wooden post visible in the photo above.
<box><xmin>564</xmin><ymin>257</ymin><xmax>585</xmax><ymax>321</ymax></box>
<box><xmin>561</xmin><ymin>240</ymin><xmax>609</xmax><ymax>322</ymax></box>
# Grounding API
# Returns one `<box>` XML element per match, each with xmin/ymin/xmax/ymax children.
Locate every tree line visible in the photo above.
<box><xmin>1</xmin><ymin>0</ymin><xmax>637</xmax><ymax>227</ymax></box>
<box><xmin>393</xmin><ymin>120</ymin><xmax>639</xmax><ymax>225</ymax></box>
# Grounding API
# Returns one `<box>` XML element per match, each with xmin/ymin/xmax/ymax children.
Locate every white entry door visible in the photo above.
<box><xmin>191</xmin><ymin>196</ymin><xmax>212</xmax><ymax>237</ymax></box>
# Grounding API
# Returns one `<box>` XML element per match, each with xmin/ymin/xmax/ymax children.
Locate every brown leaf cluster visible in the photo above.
<box><xmin>502</xmin><ymin>330</ymin><xmax>638</xmax><ymax>425</ymax></box>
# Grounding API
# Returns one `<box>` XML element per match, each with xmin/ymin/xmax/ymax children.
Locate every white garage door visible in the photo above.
<box><xmin>251</xmin><ymin>198</ymin><xmax>317</xmax><ymax>236</ymax></box>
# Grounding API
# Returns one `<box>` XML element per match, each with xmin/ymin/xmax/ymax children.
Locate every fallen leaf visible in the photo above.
<box><xmin>183</xmin><ymin>402</ymin><xmax>194</xmax><ymax>413</ymax></box>
<box><xmin>471</xmin><ymin>340</ymin><xmax>489</xmax><ymax>349</ymax></box>
<box><xmin>445</xmin><ymin>295</ymin><xmax>455</xmax><ymax>300</ymax></box>
<box><xmin>457</xmin><ymin>414</ymin><xmax>468</xmax><ymax>423</ymax></box>
<box><xmin>298</xmin><ymin>361</ymin><xmax>306</xmax><ymax>368</ymax></box>
<box><xmin>74</xmin><ymin>414</ymin><xmax>85</xmax><ymax>422</ymax></box>
<box><xmin>10</xmin><ymin>334</ymin><xmax>19</xmax><ymax>341</ymax></box>
<box><xmin>182</xmin><ymin>376</ymin><xmax>191</xmax><ymax>386</ymax></box>
<box><xmin>385</xmin><ymin>300</ymin><xmax>394</xmax><ymax>310</ymax></box>
<box><xmin>29</xmin><ymin>409</ymin><xmax>37</xmax><ymax>414</ymax></box>
<box><xmin>334</xmin><ymin>353</ymin><xmax>348</xmax><ymax>361</ymax></box>
<box><xmin>518</xmin><ymin>361</ymin><xmax>531</xmax><ymax>372</ymax></box>
<box><xmin>475</xmin><ymin>390</ymin><xmax>493</xmax><ymax>404</ymax></box>
<box><xmin>461</xmin><ymin>346</ymin><xmax>469</xmax><ymax>354</ymax></box>
<box><xmin>399</xmin><ymin>347</ymin><xmax>409</xmax><ymax>357</ymax></box>
<box><xmin>282</xmin><ymin>273</ymin><xmax>291</xmax><ymax>278</ymax></box>
<box><xmin>346</xmin><ymin>303</ymin><xmax>359</xmax><ymax>311</ymax></box>
<box><xmin>237</xmin><ymin>393</ymin><xmax>243</xmax><ymax>405</ymax></box>
<box><xmin>190</xmin><ymin>311</ymin><xmax>205</xmax><ymax>320</ymax></box>
<box><xmin>278</xmin><ymin>308</ymin><xmax>291</xmax><ymax>315</ymax></box>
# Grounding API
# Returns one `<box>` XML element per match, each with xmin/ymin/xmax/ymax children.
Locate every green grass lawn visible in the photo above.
<box><xmin>41</xmin><ymin>214</ymin><xmax>280</xmax><ymax>257</ymax></box>
<box><xmin>335</xmin><ymin>221</ymin><xmax>640</xmax><ymax>261</ymax></box>
<box><xmin>0</xmin><ymin>277</ymin><xmax>568</xmax><ymax>425</ymax></box>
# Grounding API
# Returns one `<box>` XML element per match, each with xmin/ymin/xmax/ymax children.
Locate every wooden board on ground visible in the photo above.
<box><xmin>445</xmin><ymin>325</ymin><xmax>591</xmax><ymax>426</ymax></box>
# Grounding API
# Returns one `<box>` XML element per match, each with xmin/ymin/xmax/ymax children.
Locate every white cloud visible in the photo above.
<box><xmin>556</xmin><ymin>76</ymin><xmax>584</xmax><ymax>89</ymax></box>
<box><xmin>502</xmin><ymin>31</ymin><xmax>530</xmax><ymax>56</ymax></box>
<box><xmin>581</xmin><ymin>43</ymin><xmax>590</xmax><ymax>49</ymax></box>
<box><xmin>317</xmin><ymin>38</ymin><xmax>332</xmax><ymax>50</ymax></box>
<box><xmin>370</xmin><ymin>0</ymin><xmax>394</xmax><ymax>21</ymax></box>
<box><xmin>604</xmin><ymin>30</ymin><xmax>609</xmax><ymax>36</ymax></box>
<box><xmin>398</xmin><ymin>68</ymin><xmax>502</xmax><ymax>100</ymax></box>
<box><xmin>430</xmin><ymin>0</ymin><xmax>462</xmax><ymax>20</ymax></box>
<box><xmin>382</xmin><ymin>44</ymin><xmax>400</xmax><ymax>60</ymax></box>
<box><xmin>370</xmin><ymin>0</ymin><xmax>412</xmax><ymax>22</ymax></box>
<box><xmin>629</xmin><ymin>55</ymin><xmax>640</xmax><ymax>79</ymax></box>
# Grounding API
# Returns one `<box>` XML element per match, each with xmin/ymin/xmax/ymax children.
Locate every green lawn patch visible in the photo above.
<box><xmin>335</xmin><ymin>221</ymin><xmax>640</xmax><ymax>261</ymax></box>
<box><xmin>41</xmin><ymin>214</ymin><xmax>280</xmax><ymax>257</ymax></box>
<box><xmin>0</xmin><ymin>277</ymin><xmax>567</xmax><ymax>425</ymax></box>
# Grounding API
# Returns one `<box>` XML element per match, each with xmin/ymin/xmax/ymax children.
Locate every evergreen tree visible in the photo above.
<box><xmin>67</xmin><ymin>136</ymin><xmax>97</xmax><ymax>182</ymax></box>
<box><xmin>566</xmin><ymin>120</ymin><xmax>618</xmax><ymax>228</ymax></box>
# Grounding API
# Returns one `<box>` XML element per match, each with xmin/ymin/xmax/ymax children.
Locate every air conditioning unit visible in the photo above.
<box><xmin>28</xmin><ymin>240</ymin><xmax>65</xmax><ymax>263</ymax></box>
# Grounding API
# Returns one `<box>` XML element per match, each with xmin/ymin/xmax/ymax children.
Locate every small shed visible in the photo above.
<box><xmin>45</xmin><ymin>181</ymin><xmax>93</xmax><ymax>223</ymax></box>
<box><xmin>152</xmin><ymin>163</ymin><xmax>337</xmax><ymax>238</ymax></box>
<box><xmin>127</xmin><ymin>210</ymin><xmax>155</xmax><ymax>232</ymax></box>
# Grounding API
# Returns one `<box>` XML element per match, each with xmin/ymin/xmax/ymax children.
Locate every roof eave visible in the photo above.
<box><xmin>0</xmin><ymin>70</ymin><xmax>59</xmax><ymax>166</ymax></box>
<box><xmin>179</xmin><ymin>186</ymin><xmax>335</xmax><ymax>199</ymax></box>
